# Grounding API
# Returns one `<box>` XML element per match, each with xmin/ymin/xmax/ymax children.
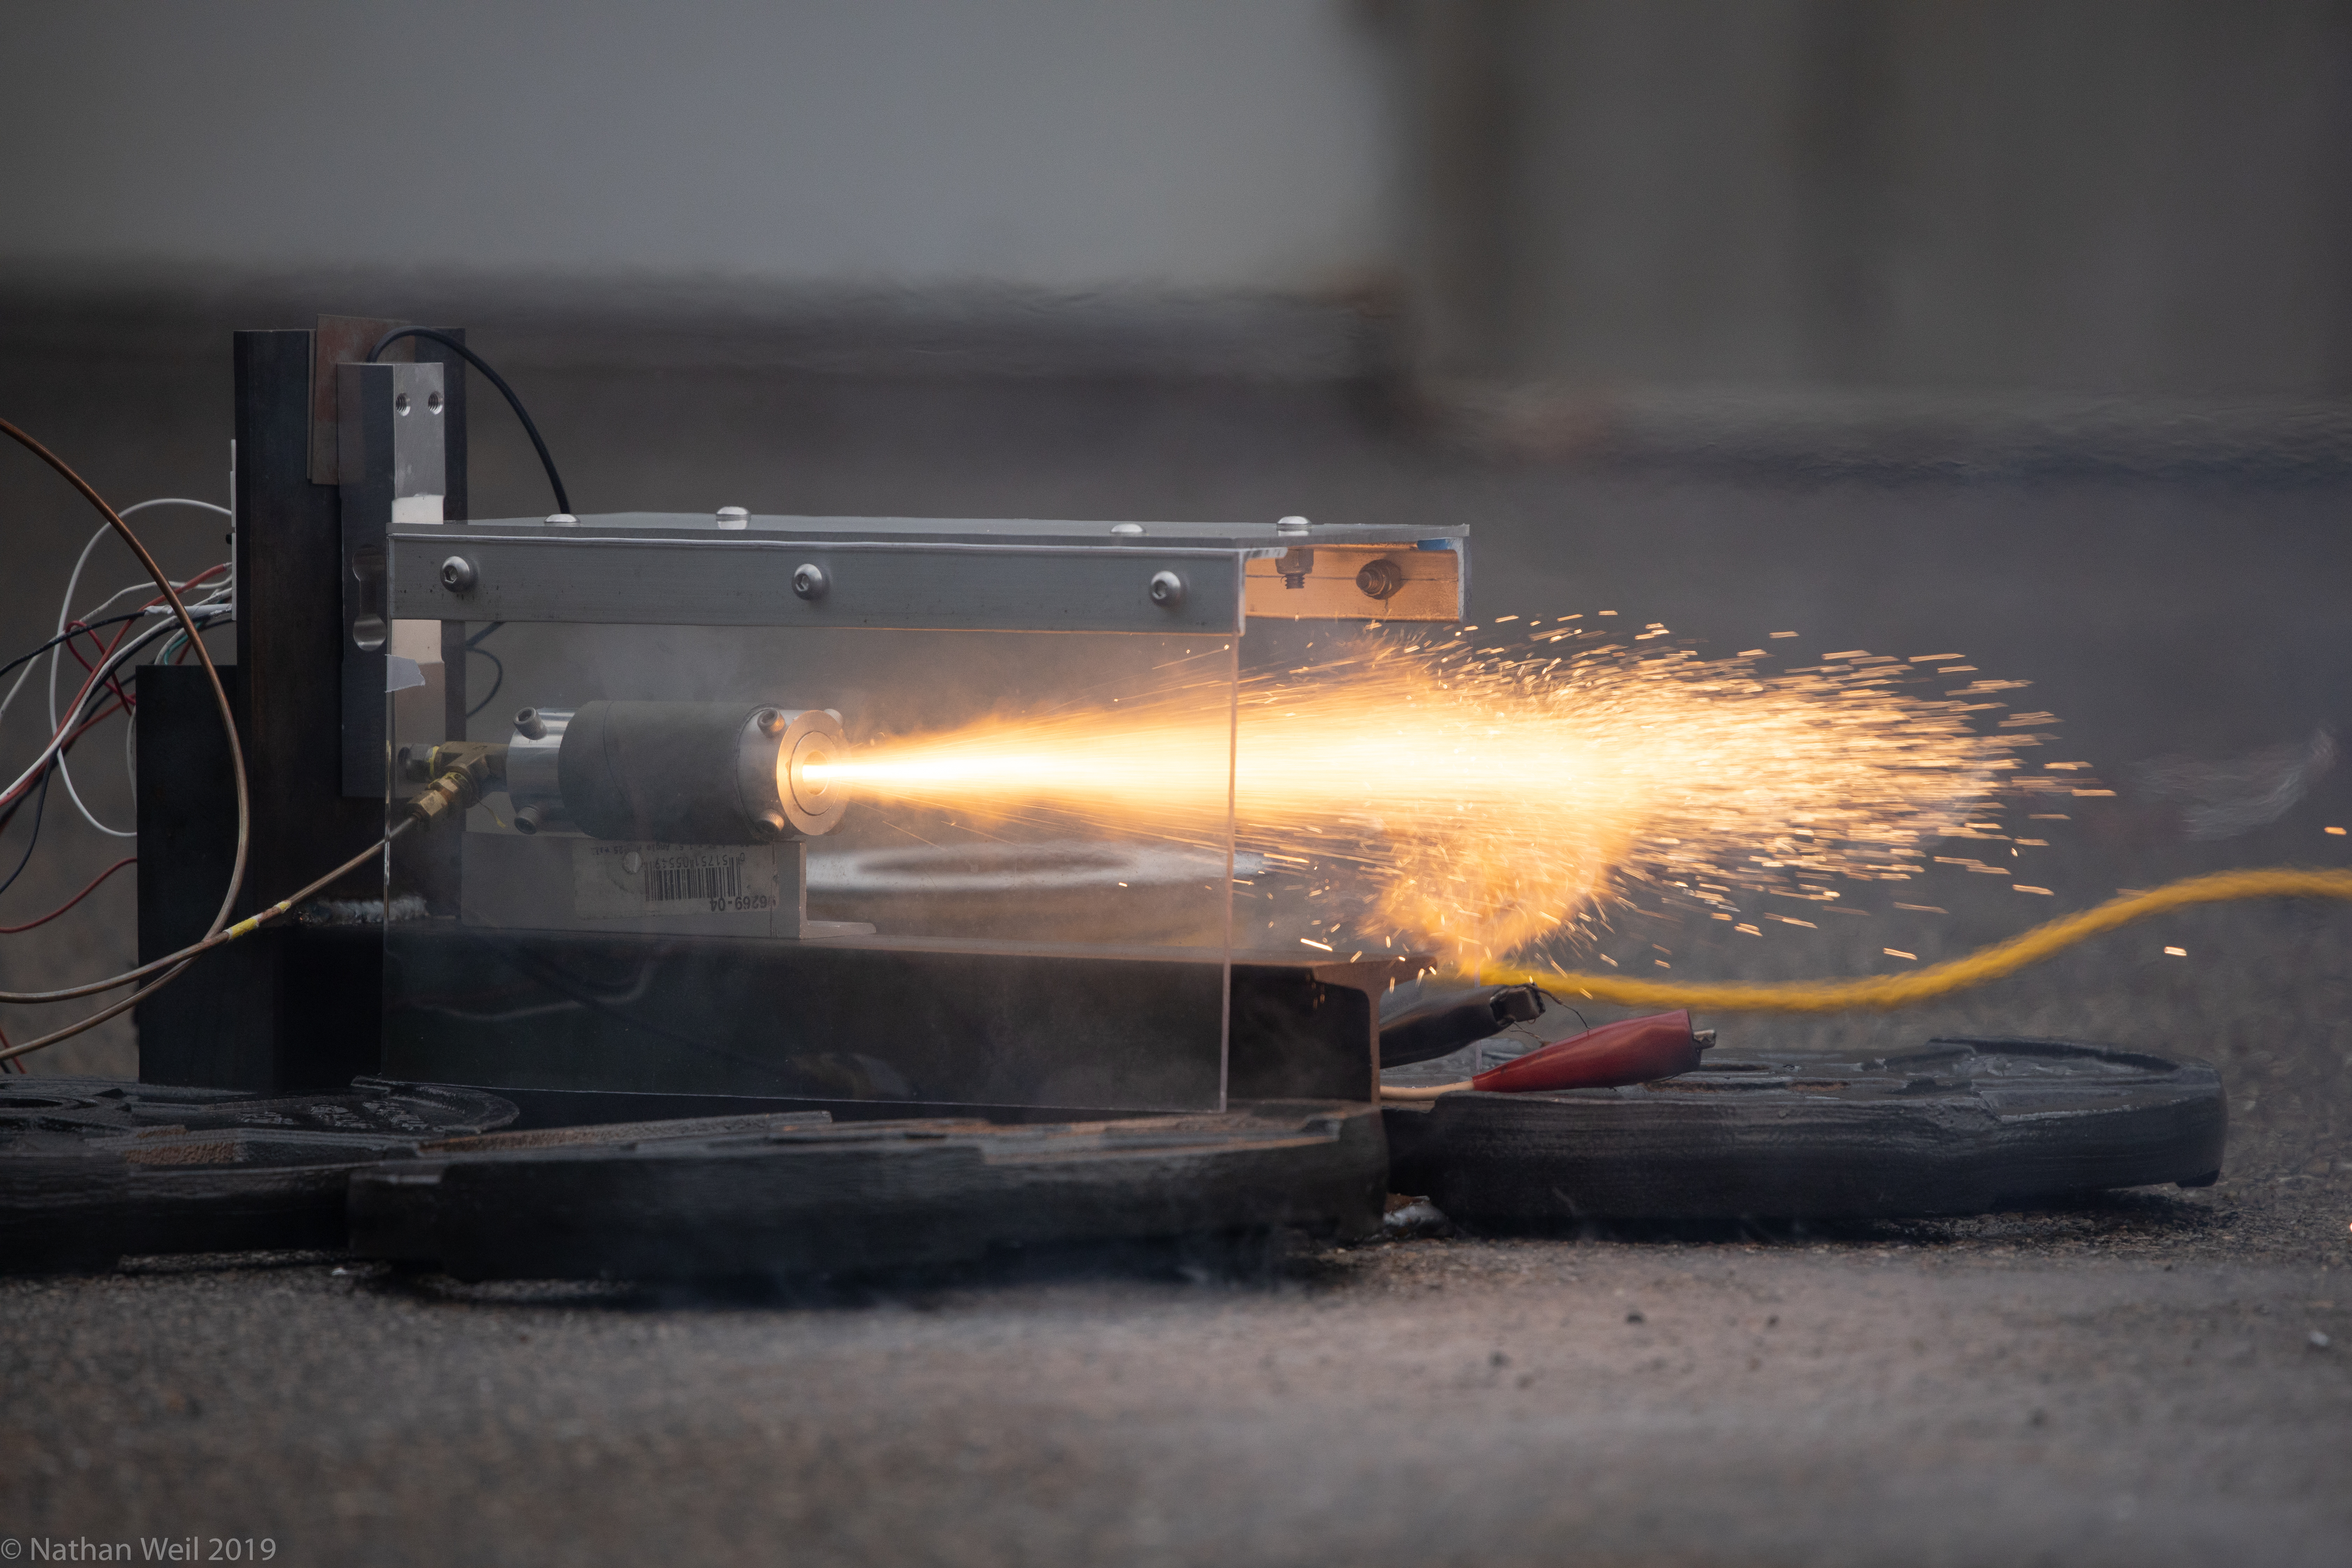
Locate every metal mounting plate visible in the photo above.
<box><xmin>390</xmin><ymin>514</ymin><xmax>1465</xmax><ymax>632</ymax></box>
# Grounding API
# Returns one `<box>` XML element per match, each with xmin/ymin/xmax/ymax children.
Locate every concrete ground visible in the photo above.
<box><xmin>4</xmin><ymin>318</ymin><xmax>2351</xmax><ymax>1563</ymax></box>
<box><xmin>2</xmin><ymin>1192</ymin><xmax>2346</xmax><ymax>1567</ymax></box>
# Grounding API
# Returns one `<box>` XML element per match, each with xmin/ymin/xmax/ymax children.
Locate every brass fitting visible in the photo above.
<box><xmin>402</xmin><ymin>743</ymin><xmax>506</xmax><ymax>828</ymax></box>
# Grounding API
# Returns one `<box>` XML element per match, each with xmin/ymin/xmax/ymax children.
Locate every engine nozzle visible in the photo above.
<box><xmin>506</xmin><ymin>700</ymin><xmax>849</xmax><ymax>844</ymax></box>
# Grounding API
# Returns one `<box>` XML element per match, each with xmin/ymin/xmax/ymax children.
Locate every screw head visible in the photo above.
<box><xmin>514</xmin><ymin>804</ymin><xmax>546</xmax><ymax>835</ymax></box>
<box><xmin>440</xmin><ymin>555</ymin><xmax>478</xmax><ymax>592</ymax></box>
<box><xmin>792</xmin><ymin>563</ymin><xmax>829</xmax><ymax>600</ymax></box>
<box><xmin>716</xmin><ymin>506</ymin><xmax>749</xmax><ymax>531</ymax></box>
<box><xmin>752</xmin><ymin>809</ymin><xmax>790</xmax><ymax>841</ymax></box>
<box><xmin>1149</xmin><ymin>570</ymin><xmax>1186</xmax><ymax>608</ymax></box>
<box><xmin>1275</xmin><ymin>514</ymin><xmax>1311</xmax><ymax>534</ymax></box>
<box><xmin>394</xmin><ymin>392</ymin><xmax>412</xmax><ymax>416</ymax></box>
<box><xmin>1355</xmin><ymin>558</ymin><xmax>1404</xmax><ymax>601</ymax></box>
<box><xmin>755</xmin><ymin>707</ymin><xmax>787</xmax><ymax>736</ymax></box>
<box><xmin>1110</xmin><ymin>523</ymin><xmax>1144</xmax><ymax>536</ymax></box>
<box><xmin>544</xmin><ymin>512</ymin><xmax>578</xmax><ymax>526</ymax></box>
<box><xmin>513</xmin><ymin>707</ymin><xmax>548</xmax><ymax>741</ymax></box>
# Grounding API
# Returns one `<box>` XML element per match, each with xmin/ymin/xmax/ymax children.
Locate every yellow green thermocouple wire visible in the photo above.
<box><xmin>1476</xmin><ymin>866</ymin><xmax>2352</xmax><ymax>1013</ymax></box>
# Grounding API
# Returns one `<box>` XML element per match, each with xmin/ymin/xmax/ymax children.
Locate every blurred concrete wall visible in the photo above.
<box><xmin>0</xmin><ymin>0</ymin><xmax>1395</xmax><ymax>298</ymax></box>
<box><xmin>1410</xmin><ymin>0</ymin><xmax>2352</xmax><ymax>399</ymax></box>
<box><xmin>8</xmin><ymin>1</ymin><xmax>2352</xmax><ymax>416</ymax></box>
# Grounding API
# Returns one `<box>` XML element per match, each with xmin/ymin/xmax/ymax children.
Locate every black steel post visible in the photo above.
<box><xmin>137</xmin><ymin>328</ymin><xmax>467</xmax><ymax>1089</ymax></box>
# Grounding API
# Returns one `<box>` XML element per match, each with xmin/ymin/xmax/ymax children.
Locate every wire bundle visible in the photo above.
<box><xmin>0</xmin><ymin>332</ymin><xmax>576</xmax><ymax>1069</ymax></box>
<box><xmin>0</xmin><ymin>422</ymin><xmax>259</xmax><ymax>1067</ymax></box>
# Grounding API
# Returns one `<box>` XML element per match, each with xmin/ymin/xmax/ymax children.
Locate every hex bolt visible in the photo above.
<box><xmin>716</xmin><ymin>506</ymin><xmax>749</xmax><ymax>530</ymax></box>
<box><xmin>440</xmin><ymin>555</ymin><xmax>478</xmax><ymax>593</ymax></box>
<box><xmin>1149</xmin><ymin>570</ymin><xmax>1186</xmax><ymax>609</ymax></box>
<box><xmin>514</xmin><ymin>707</ymin><xmax>548</xmax><ymax>741</ymax></box>
<box><xmin>792</xmin><ymin>563</ymin><xmax>829</xmax><ymax>600</ymax></box>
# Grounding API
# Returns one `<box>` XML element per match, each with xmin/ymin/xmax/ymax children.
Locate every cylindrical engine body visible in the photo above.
<box><xmin>549</xmin><ymin>700</ymin><xmax>847</xmax><ymax>844</ymax></box>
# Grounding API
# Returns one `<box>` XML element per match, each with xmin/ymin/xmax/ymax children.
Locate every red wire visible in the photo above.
<box><xmin>62</xmin><ymin>624</ymin><xmax>103</xmax><ymax>674</ymax></box>
<box><xmin>0</xmin><ymin>695</ymin><xmax>134</xmax><ymax>840</ymax></box>
<box><xmin>61</xmin><ymin>622</ymin><xmax>136</xmax><ymax>712</ymax></box>
<box><xmin>0</xmin><ymin>856</ymin><xmax>136</xmax><ymax>935</ymax></box>
<box><xmin>42</xmin><ymin>565</ymin><xmax>232</xmax><ymax>731</ymax></box>
<box><xmin>0</xmin><ymin>567</ymin><xmax>223</xmax><ymax>815</ymax></box>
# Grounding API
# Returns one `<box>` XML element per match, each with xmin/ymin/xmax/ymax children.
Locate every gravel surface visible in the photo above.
<box><xmin>2</xmin><ymin>1204</ymin><xmax>2347</xmax><ymax>1567</ymax></box>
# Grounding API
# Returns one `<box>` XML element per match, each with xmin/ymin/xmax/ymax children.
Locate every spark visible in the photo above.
<box><xmin>798</xmin><ymin>634</ymin><xmax>2035</xmax><ymax>961</ymax></box>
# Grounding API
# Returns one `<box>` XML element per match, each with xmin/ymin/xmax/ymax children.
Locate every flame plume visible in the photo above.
<box><xmin>797</xmin><ymin>630</ymin><xmax>2043</xmax><ymax>961</ymax></box>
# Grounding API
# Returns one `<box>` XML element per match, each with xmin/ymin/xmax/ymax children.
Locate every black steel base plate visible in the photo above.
<box><xmin>1383</xmin><ymin>1037</ymin><xmax>2226</xmax><ymax>1223</ymax></box>
<box><xmin>0</xmin><ymin>1076</ymin><xmax>517</xmax><ymax>1270</ymax></box>
<box><xmin>350</xmin><ymin>1100</ymin><xmax>1387</xmax><ymax>1281</ymax></box>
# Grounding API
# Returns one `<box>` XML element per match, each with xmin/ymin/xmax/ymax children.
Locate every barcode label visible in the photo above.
<box><xmin>573</xmin><ymin>843</ymin><xmax>780</xmax><ymax>920</ymax></box>
<box><xmin>645</xmin><ymin>859</ymin><xmax>741</xmax><ymax>906</ymax></box>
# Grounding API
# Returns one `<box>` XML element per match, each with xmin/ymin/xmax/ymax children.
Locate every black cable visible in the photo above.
<box><xmin>0</xmin><ymin>610</ymin><xmax>148</xmax><ymax>686</ymax></box>
<box><xmin>464</xmin><ymin>644</ymin><xmax>506</xmax><ymax>720</ymax></box>
<box><xmin>1534</xmin><ymin>987</ymin><xmax>1589</xmax><ymax>1036</ymax></box>
<box><xmin>0</xmin><ymin>765</ymin><xmax>55</xmax><ymax>904</ymax></box>
<box><xmin>0</xmin><ymin>612</ymin><xmax>204</xmax><ymax>845</ymax></box>
<box><xmin>367</xmin><ymin>328</ymin><xmax>571</xmax><ymax>515</ymax></box>
<box><xmin>460</xmin><ymin>619</ymin><xmax>508</xmax><ymax>719</ymax></box>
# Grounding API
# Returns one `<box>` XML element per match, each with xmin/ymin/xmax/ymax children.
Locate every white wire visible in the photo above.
<box><xmin>3</xmin><ymin>500</ymin><xmax>231</xmax><ymax>736</ymax></box>
<box><xmin>122</xmin><ymin>578</ymin><xmax>233</xmax><ymax>800</ymax></box>
<box><xmin>18</xmin><ymin>498</ymin><xmax>232</xmax><ymax>839</ymax></box>
<box><xmin>0</xmin><ymin>608</ymin><xmax>226</xmax><ymax>812</ymax></box>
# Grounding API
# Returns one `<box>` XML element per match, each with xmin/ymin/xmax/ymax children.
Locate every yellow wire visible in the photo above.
<box><xmin>1473</xmin><ymin>866</ymin><xmax>2352</xmax><ymax>1014</ymax></box>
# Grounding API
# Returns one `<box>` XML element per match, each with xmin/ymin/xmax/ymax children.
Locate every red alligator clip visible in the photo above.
<box><xmin>1468</xmin><ymin>1009</ymin><xmax>1708</xmax><ymax>1094</ymax></box>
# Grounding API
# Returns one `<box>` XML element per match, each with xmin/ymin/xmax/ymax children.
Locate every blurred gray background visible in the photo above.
<box><xmin>4</xmin><ymin>0</ymin><xmax>2351</xmax><ymax>1082</ymax></box>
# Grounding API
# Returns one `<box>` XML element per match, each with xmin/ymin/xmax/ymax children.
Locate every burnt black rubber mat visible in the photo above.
<box><xmin>0</xmin><ymin>1077</ymin><xmax>518</xmax><ymax>1270</ymax></box>
<box><xmin>349</xmin><ymin>1101</ymin><xmax>1386</xmax><ymax>1281</ymax></box>
<box><xmin>1382</xmin><ymin>1037</ymin><xmax>2225</xmax><ymax>1223</ymax></box>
